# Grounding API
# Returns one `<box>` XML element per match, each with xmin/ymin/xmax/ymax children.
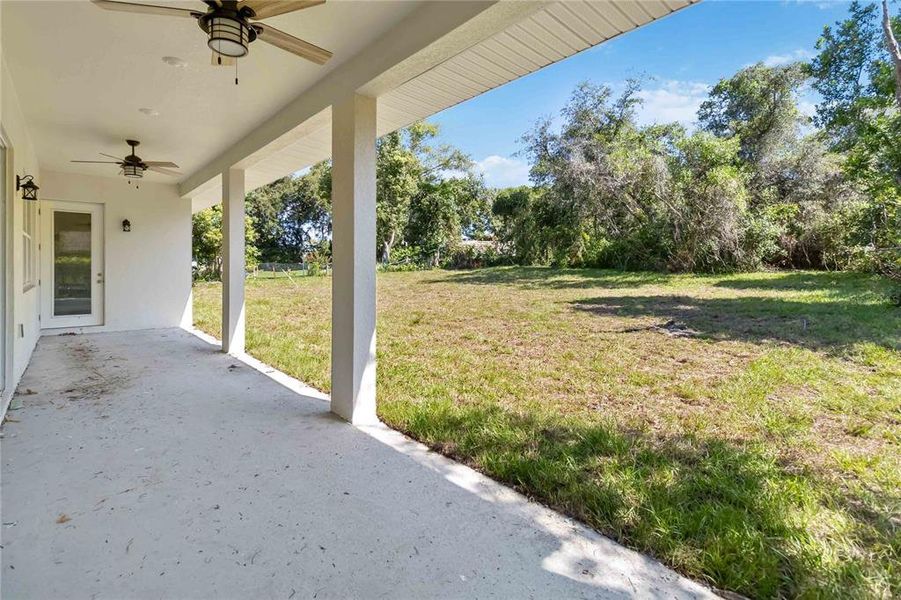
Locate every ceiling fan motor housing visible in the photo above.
<box><xmin>199</xmin><ymin>4</ymin><xmax>258</xmax><ymax>58</ymax></box>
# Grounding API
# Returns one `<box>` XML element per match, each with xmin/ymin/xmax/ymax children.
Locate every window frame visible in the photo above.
<box><xmin>22</xmin><ymin>196</ymin><xmax>36</xmax><ymax>292</ymax></box>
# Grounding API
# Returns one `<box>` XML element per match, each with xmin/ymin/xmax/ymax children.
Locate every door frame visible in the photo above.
<box><xmin>41</xmin><ymin>200</ymin><xmax>105</xmax><ymax>329</ymax></box>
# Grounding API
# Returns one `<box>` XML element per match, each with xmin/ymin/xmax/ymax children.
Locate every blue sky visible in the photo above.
<box><xmin>430</xmin><ymin>0</ymin><xmax>854</xmax><ymax>188</ymax></box>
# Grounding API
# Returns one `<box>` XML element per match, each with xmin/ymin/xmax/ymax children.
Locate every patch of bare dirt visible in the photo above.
<box><xmin>620</xmin><ymin>319</ymin><xmax>700</xmax><ymax>338</ymax></box>
<box><xmin>62</xmin><ymin>340</ymin><xmax>131</xmax><ymax>404</ymax></box>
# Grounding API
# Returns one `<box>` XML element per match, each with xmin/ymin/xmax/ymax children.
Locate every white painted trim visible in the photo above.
<box><xmin>1</xmin><ymin>127</ymin><xmax>14</xmax><ymax>420</ymax></box>
<box><xmin>0</xmin><ymin>130</ymin><xmax>8</xmax><ymax>413</ymax></box>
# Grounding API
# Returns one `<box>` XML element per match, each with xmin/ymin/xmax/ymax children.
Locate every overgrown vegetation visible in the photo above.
<box><xmin>501</xmin><ymin>0</ymin><xmax>900</xmax><ymax>274</ymax></box>
<box><xmin>193</xmin><ymin>2</ymin><xmax>901</xmax><ymax>281</ymax></box>
<box><xmin>194</xmin><ymin>268</ymin><xmax>900</xmax><ymax>599</ymax></box>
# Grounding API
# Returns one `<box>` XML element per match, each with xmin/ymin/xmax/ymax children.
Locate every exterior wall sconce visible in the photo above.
<box><xmin>122</xmin><ymin>219</ymin><xmax>131</xmax><ymax>232</ymax></box>
<box><xmin>16</xmin><ymin>174</ymin><xmax>39</xmax><ymax>201</ymax></box>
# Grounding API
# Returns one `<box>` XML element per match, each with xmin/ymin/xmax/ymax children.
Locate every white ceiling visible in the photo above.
<box><xmin>1</xmin><ymin>0</ymin><xmax>422</xmax><ymax>182</ymax></box>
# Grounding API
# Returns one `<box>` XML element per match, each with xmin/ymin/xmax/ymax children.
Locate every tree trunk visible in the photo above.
<box><xmin>381</xmin><ymin>230</ymin><xmax>396</xmax><ymax>264</ymax></box>
<box><xmin>884</xmin><ymin>0</ymin><xmax>901</xmax><ymax>111</ymax></box>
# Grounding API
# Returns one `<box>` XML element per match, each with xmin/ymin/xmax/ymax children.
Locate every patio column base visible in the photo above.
<box><xmin>330</xmin><ymin>94</ymin><xmax>378</xmax><ymax>425</ymax></box>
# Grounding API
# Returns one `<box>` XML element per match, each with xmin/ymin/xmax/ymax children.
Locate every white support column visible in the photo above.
<box><xmin>221</xmin><ymin>168</ymin><xmax>246</xmax><ymax>355</ymax></box>
<box><xmin>330</xmin><ymin>94</ymin><xmax>378</xmax><ymax>425</ymax></box>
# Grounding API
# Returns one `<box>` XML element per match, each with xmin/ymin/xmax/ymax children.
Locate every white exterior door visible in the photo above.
<box><xmin>41</xmin><ymin>201</ymin><xmax>104</xmax><ymax>328</ymax></box>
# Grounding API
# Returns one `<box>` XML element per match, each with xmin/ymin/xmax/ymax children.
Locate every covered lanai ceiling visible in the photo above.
<box><xmin>1</xmin><ymin>1</ymin><xmax>698</xmax><ymax>210</ymax></box>
<box><xmin>1</xmin><ymin>0</ymin><xmax>421</xmax><ymax>182</ymax></box>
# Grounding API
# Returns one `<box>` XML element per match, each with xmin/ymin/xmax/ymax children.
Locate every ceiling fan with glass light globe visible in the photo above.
<box><xmin>91</xmin><ymin>0</ymin><xmax>332</xmax><ymax>83</ymax></box>
<box><xmin>71</xmin><ymin>139</ymin><xmax>179</xmax><ymax>187</ymax></box>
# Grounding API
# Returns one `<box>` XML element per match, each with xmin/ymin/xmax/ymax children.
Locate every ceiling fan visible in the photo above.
<box><xmin>91</xmin><ymin>0</ymin><xmax>332</xmax><ymax>69</ymax></box>
<box><xmin>71</xmin><ymin>140</ymin><xmax>180</xmax><ymax>183</ymax></box>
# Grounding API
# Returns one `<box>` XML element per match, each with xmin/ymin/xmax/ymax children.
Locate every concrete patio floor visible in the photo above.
<box><xmin>1</xmin><ymin>329</ymin><xmax>716</xmax><ymax>599</ymax></box>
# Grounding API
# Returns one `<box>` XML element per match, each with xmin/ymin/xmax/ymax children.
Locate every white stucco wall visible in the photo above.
<box><xmin>1</xmin><ymin>28</ymin><xmax>42</xmax><ymax>409</ymax></box>
<box><xmin>2</xmin><ymin>6</ymin><xmax>191</xmax><ymax>416</ymax></box>
<box><xmin>39</xmin><ymin>171</ymin><xmax>192</xmax><ymax>333</ymax></box>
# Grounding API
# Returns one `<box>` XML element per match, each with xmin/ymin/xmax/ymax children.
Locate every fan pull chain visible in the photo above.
<box><xmin>235</xmin><ymin>59</ymin><xmax>239</xmax><ymax>86</ymax></box>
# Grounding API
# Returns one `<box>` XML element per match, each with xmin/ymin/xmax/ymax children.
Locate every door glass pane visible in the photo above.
<box><xmin>54</xmin><ymin>211</ymin><xmax>92</xmax><ymax>316</ymax></box>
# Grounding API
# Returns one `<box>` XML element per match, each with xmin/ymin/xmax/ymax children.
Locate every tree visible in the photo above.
<box><xmin>245</xmin><ymin>163</ymin><xmax>331</xmax><ymax>263</ymax></box>
<box><xmin>509</xmin><ymin>73</ymin><xmax>869</xmax><ymax>273</ymax></box>
<box><xmin>807</xmin><ymin>1</ymin><xmax>884</xmax><ymax>140</ymax></box>
<box><xmin>664</xmin><ymin>132</ymin><xmax>750</xmax><ymax>271</ymax></box>
<box><xmin>698</xmin><ymin>63</ymin><xmax>809</xmax><ymax>166</ymax></box>
<box><xmin>374</xmin><ymin>121</ymin><xmax>484</xmax><ymax>264</ymax></box>
<box><xmin>521</xmin><ymin>81</ymin><xmax>677</xmax><ymax>268</ymax></box>
<box><xmin>696</xmin><ymin>59</ymin><xmax>879</xmax><ymax>270</ymax></box>
<box><xmin>376</xmin><ymin>130</ymin><xmax>420</xmax><ymax>263</ymax></box>
<box><xmin>491</xmin><ymin>186</ymin><xmax>534</xmax><ymax>259</ymax></box>
<box><xmin>218</xmin><ymin>120</ymin><xmax>487</xmax><ymax>271</ymax></box>
<box><xmin>192</xmin><ymin>205</ymin><xmax>259</xmax><ymax>279</ymax></box>
<box><xmin>191</xmin><ymin>207</ymin><xmax>223</xmax><ymax>278</ymax></box>
<box><xmin>882</xmin><ymin>0</ymin><xmax>901</xmax><ymax>109</ymax></box>
<box><xmin>283</xmin><ymin>162</ymin><xmax>332</xmax><ymax>257</ymax></box>
<box><xmin>375</xmin><ymin>122</ymin><xmax>475</xmax><ymax>263</ymax></box>
<box><xmin>448</xmin><ymin>173</ymin><xmax>493</xmax><ymax>241</ymax></box>
<box><xmin>807</xmin><ymin>1</ymin><xmax>901</xmax><ymax>275</ymax></box>
<box><xmin>407</xmin><ymin>180</ymin><xmax>463</xmax><ymax>267</ymax></box>
<box><xmin>807</xmin><ymin>1</ymin><xmax>900</xmax><ymax>155</ymax></box>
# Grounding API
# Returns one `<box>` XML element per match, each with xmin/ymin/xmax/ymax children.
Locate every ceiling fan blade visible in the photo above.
<box><xmin>145</xmin><ymin>161</ymin><xmax>180</xmax><ymax>168</ymax></box>
<box><xmin>91</xmin><ymin>0</ymin><xmax>202</xmax><ymax>18</ymax></box>
<box><xmin>147</xmin><ymin>166</ymin><xmax>181</xmax><ymax>177</ymax></box>
<box><xmin>254</xmin><ymin>23</ymin><xmax>331</xmax><ymax>65</ymax></box>
<box><xmin>211</xmin><ymin>51</ymin><xmax>236</xmax><ymax>67</ymax></box>
<box><xmin>241</xmin><ymin>0</ymin><xmax>325</xmax><ymax>20</ymax></box>
<box><xmin>100</xmin><ymin>153</ymin><xmax>125</xmax><ymax>161</ymax></box>
<box><xmin>71</xmin><ymin>160</ymin><xmax>121</xmax><ymax>164</ymax></box>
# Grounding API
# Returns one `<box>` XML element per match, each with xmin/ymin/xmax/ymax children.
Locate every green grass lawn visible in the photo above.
<box><xmin>193</xmin><ymin>267</ymin><xmax>900</xmax><ymax>599</ymax></box>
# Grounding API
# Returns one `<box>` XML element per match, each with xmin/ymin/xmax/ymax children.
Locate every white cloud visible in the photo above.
<box><xmin>475</xmin><ymin>155</ymin><xmax>531</xmax><ymax>188</ymax></box>
<box><xmin>761</xmin><ymin>48</ymin><xmax>814</xmax><ymax>67</ymax></box>
<box><xmin>781</xmin><ymin>0</ymin><xmax>836</xmax><ymax>10</ymax></box>
<box><xmin>635</xmin><ymin>80</ymin><xmax>710</xmax><ymax>127</ymax></box>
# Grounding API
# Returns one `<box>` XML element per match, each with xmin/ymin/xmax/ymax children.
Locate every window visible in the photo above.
<box><xmin>22</xmin><ymin>198</ymin><xmax>36</xmax><ymax>290</ymax></box>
